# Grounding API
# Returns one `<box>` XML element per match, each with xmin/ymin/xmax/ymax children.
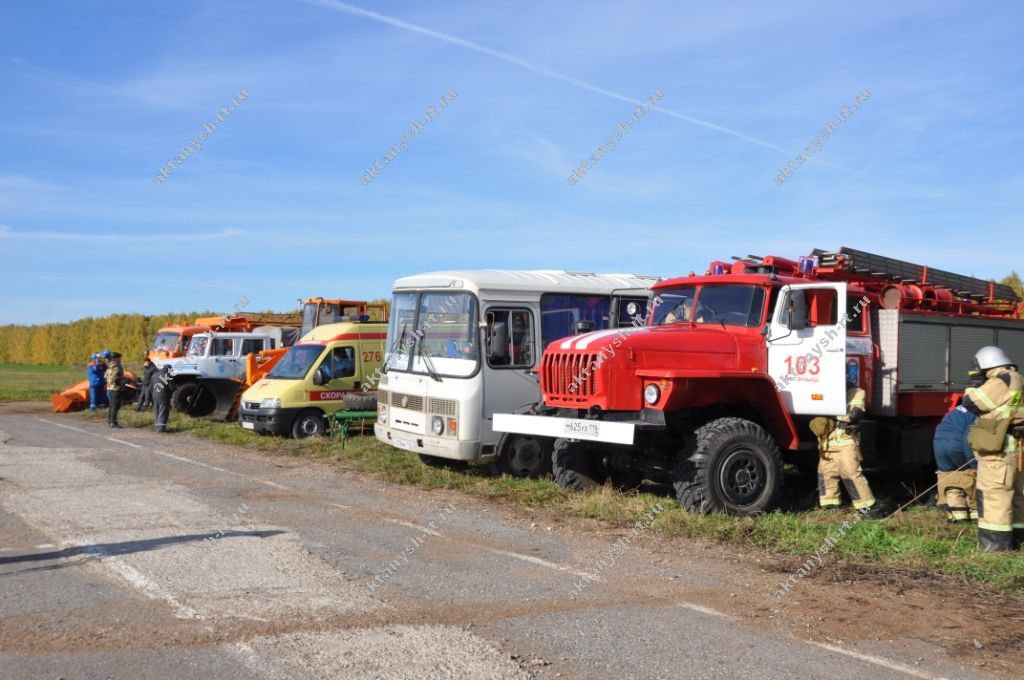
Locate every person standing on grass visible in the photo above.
<box><xmin>135</xmin><ymin>356</ymin><xmax>157</xmax><ymax>411</ymax></box>
<box><xmin>152</xmin><ymin>363</ymin><xmax>173</xmax><ymax>433</ymax></box>
<box><xmin>86</xmin><ymin>354</ymin><xmax>105</xmax><ymax>413</ymax></box>
<box><xmin>96</xmin><ymin>350</ymin><xmax>111</xmax><ymax>408</ymax></box>
<box><xmin>105</xmin><ymin>352</ymin><xmax>125</xmax><ymax>428</ymax></box>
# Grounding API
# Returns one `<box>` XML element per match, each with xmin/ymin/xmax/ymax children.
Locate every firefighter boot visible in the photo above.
<box><xmin>978</xmin><ymin>528</ymin><xmax>1013</xmax><ymax>552</ymax></box>
<box><xmin>1013</xmin><ymin>529</ymin><xmax>1024</xmax><ymax>551</ymax></box>
<box><xmin>939</xmin><ymin>470</ymin><xmax>974</xmax><ymax>522</ymax></box>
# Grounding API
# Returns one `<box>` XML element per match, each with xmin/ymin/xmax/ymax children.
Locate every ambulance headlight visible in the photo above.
<box><xmin>260</xmin><ymin>398</ymin><xmax>281</xmax><ymax>409</ymax></box>
<box><xmin>643</xmin><ymin>384</ymin><xmax>660</xmax><ymax>405</ymax></box>
<box><xmin>431</xmin><ymin>416</ymin><xmax>445</xmax><ymax>435</ymax></box>
<box><xmin>378</xmin><ymin>404</ymin><xmax>388</xmax><ymax>424</ymax></box>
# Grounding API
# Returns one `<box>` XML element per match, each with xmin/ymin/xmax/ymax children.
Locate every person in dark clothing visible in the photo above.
<box><xmin>135</xmin><ymin>357</ymin><xmax>157</xmax><ymax>411</ymax></box>
<box><xmin>152</xmin><ymin>364</ymin><xmax>173</xmax><ymax>433</ymax></box>
<box><xmin>934</xmin><ymin>403</ymin><xmax>979</xmax><ymax>522</ymax></box>
<box><xmin>105</xmin><ymin>352</ymin><xmax>125</xmax><ymax>428</ymax></box>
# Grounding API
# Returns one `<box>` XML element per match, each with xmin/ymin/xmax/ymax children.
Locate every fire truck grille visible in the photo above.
<box><xmin>543</xmin><ymin>352</ymin><xmax>597</xmax><ymax>402</ymax></box>
<box><xmin>389</xmin><ymin>391</ymin><xmax>424</xmax><ymax>411</ymax></box>
<box><xmin>428</xmin><ymin>397</ymin><xmax>458</xmax><ymax>417</ymax></box>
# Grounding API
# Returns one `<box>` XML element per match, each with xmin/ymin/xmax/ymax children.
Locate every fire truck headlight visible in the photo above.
<box><xmin>378</xmin><ymin>405</ymin><xmax>388</xmax><ymax>424</ymax></box>
<box><xmin>643</xmin><ymin>384</ymin><xmax>660</xmax><ymax>405</ymax></box>
<box><xmin>431</xmin><ymin>416</ymin><xmax>445</xmax><ymax>435</ymax></box>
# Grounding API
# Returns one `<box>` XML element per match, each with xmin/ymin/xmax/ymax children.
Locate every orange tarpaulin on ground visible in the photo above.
<box><xmin>50</xmin><ymin>373</ymin><xmax>138</xmax><ymax>413</ymax></box>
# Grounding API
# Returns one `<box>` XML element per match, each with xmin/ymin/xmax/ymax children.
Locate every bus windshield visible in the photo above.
<box><xmin>385</xmin><ymin>291</ymin><xmax>478</xmax><ymax>378</ymax></box>
<box><xmin>267</xmin><ymin>344</ymin><xmax>325</xmax><ymax>380</ymax></box>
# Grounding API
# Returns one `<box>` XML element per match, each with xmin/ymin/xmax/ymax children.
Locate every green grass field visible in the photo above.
<box><xmin>90</xmin><ymin>407</ymin><xmax>1024</xmax><ymax>598</ymax></box>
<box><xmin>0</xmin><ymin>363</ymin><xmax>83</xmax><ymax>402</ymax></box>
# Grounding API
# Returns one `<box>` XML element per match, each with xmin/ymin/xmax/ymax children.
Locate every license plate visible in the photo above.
<box><xmin>241</xmin><ymin>422</ymin><xmax>254</xmax><ymax>430</ymax></box>
<box><xmin>394</xmin><ymin>437</ymin><xmax>414</xmax><ymax>451</ymax></box>
<box><xmin>563</xmin><ymin>420</ymin><xmax>600</xmax><ymax>439</ymax></box>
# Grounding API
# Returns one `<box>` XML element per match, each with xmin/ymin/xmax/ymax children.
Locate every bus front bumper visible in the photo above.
<box><xmin>374</xmin><ymin>423</ymin><xmax>486</xmax><ymax>462</ymax></box>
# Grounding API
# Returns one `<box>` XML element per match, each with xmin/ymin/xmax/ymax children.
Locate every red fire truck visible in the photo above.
<box><xmin>495</xmin><ymin>247</ymin><xmax>1024</xmax><ymax>515</ymax></box>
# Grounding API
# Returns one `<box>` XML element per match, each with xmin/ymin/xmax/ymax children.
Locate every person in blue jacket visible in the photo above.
<box><xmin>87</xmin><ymin>354</ymin><xmax>105</xmax><ymax>413</ymax></box>
<box><xmin>934</xmin><ymin>400</ymin><xmax>979</xmax><ymax>522</ymax></box>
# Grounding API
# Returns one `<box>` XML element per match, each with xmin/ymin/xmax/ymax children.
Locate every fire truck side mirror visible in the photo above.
<box><xmin>786</xmin><ymin>289</ymin><xmax>809</xmax><ymax>331</ymax></box>
<box><xmin>575</xmin><ymin>320</ymin><xmax>597</xmax><ymax>334</ymax></box>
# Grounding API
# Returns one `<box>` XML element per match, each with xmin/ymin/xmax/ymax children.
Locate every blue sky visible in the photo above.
<box><xmin>1</xmin><ymin>0</ymin><xmax>1021</xmax><ymax>325</ymax></box>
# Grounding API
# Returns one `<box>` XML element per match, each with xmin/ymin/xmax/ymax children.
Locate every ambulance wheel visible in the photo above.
<box><xmin>343</xmin><ymin>392</ymin><xmax>377</xmax><ymax>412</ymax></box>
<box><xmin>497</xmin><ymin>434</ymin><xmax>553</xmax><ymax>478</ymax></box>
<box><xmin>552</xmin><ymin>438</ymin><xmax>607</xmax><ymax>491</ymax></box>
<box><xmin>673</xmin><ymin>417</ymin><xmax>782</xmax><ymax>515</ymax></box>
<box><xmin>291</xmin><ymin>409</ymin><xmax>325</xmax><ymax>439</ymax></box>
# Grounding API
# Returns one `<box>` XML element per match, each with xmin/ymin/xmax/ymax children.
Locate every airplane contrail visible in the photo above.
<box><xmin>303</xmin><ymin>0</ymin><xmax>858</xmax><ymax>172</ymax></box>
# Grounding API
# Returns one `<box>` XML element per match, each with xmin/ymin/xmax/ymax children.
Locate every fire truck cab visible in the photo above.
<box><xmin>495</xmin><ymin>247</ymin><xmax>1024</xmax><ymax>515</ymax></box>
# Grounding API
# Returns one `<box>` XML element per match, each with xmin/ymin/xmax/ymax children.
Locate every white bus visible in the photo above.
<box><xmin>374</xmin><ymin>270</ymin><xmax>658</xmax><ymax>477</ymax></box>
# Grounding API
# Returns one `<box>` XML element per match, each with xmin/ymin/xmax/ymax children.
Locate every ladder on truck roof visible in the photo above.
<box><xmin>812</xmin><ymin>246</ymin><xmax>1019</xmax><ymax>303</ymax></box>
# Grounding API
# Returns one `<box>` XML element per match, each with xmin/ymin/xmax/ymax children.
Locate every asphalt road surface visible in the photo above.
<box><xmin>0</xmin><ymin>409</ymin><xmax>1016</xmax><ymax>679</ymax></box>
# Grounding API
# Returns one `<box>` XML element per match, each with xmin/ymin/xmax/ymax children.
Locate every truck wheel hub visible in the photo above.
<box><xmin>719</xmin><ymin>448</ymin><xmax>764</xmax><ymax>504</ymax></box>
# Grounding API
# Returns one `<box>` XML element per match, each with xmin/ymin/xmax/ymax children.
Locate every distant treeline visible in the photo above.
<box><xmin>0</xmin><ymin>313</ymin><xmax>211</xmax><ymax>366</ymax></box>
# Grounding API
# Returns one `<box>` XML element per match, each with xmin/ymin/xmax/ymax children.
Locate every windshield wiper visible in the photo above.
<box><xmin>416</xmin><ymin>340</ymin><xmax>442</xmax><ymax>382</ymax></box>
<box><xmin>382</xmin><ymin>322</ymin><xmax>408</xmax><ymax>373</ymax></box>
<box><xmin>697</xmin><ymin>304</ymin><xmax>729</xmax><ymax>331</ymax></box>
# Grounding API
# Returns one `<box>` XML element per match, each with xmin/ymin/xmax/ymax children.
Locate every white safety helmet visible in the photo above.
<box><xmin>973</xmin><ymin>346</ymin><xmax>1016</xmax><ymax>372</ymax></box>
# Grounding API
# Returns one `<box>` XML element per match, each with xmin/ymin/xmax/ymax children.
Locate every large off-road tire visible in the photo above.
<box><xmin>170</xmin><ymin>382</ymin><xmax>215</xmax><ymax>416</ymax></box>
<box><xmin>672</xmin><ymin>417</ymin><xmax>782</xmax><ymax>515</ymax></box>
<box><xmin>552</xmin><ymin>438</ymin><xmax>607</xmax><ymax>490</ymax></box>
<box><xmin>497</xmin><ymin>434</ymin><xmax>553</xmax><ymax>478</ymax></box>
<box><xmin>343</xmin><ymin>392</ymin><xmax>377</xmax><ymax>412</ymax></box>
<box><xmin>291</xmin><ymin>409</ymin><xmax>325</xmax><ymax>439</ymax></box>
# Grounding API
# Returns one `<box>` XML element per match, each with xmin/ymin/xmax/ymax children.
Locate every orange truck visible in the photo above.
<box><xmin>147</xmin><ymin>313</ymin><xmax>300</xmax><ymax>361</ymax></box>
<box><xmin>146</xmin><ymin>299</ymin><xmax>386</xmax><ymax>361</ymax></box>
<box><xmin>154</xmin><ymin>299</ymin><xmax>388</xmax><ymax>421</ymax></box>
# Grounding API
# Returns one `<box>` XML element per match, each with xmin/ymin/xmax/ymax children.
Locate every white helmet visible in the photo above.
<box><xmin>974</xmin><ymin>346</ymin><xmax>1016</xmax><ymax>372</ymax></box>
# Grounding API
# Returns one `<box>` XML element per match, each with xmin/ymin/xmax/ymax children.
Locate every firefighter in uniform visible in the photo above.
<box><xmin>962</xmin><ymin>346</ymin><xmax>1024</xmax><ymax>552</ymax></box>
<box><xmin>811</xmin><ymin>377</ymin><xmax>881</xmax><ymax>518</ymax></box>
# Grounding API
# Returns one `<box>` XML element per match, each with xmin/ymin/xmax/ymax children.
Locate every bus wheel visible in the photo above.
<box><xmin>291</xmin><ymin>410</ymin><xmax>325</xmax><ymax>439</ymax></box>
<box><xmin>552</xmin><ymin>438</ymin><xmax>607</xmax><ymax>490</ymax></box>
<box><xmin>672</xmin><ymin>417</ymin><xmax>782</xmax><ymax>515</ymax></box>
<box><xmin>498</xmin><ymin>434</ymin><xmax>553</xmax><ymax>478</ymax></box>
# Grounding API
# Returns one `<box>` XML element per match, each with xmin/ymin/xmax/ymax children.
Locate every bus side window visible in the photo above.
<box><xmin>486</xmin><ymin>309</ymin><xmax>534</xmax><ymax>368</ymax></box>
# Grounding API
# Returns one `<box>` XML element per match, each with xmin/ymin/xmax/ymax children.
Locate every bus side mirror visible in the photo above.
<box><xmin>488</xmin><ymin>322</ymin><xmax>508</xmax><ymax>360</ymax></box>
<box><xmin>787</xmin><ymin>289</ymin><xmax>808</xmax><ymax>331</ymax></box>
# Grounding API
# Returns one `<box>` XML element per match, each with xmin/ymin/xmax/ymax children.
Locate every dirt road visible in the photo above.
<box><xmin>1</xmin><ymin>407</ymin><xmax>1020</xmax><ymax>679</ymax></box>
